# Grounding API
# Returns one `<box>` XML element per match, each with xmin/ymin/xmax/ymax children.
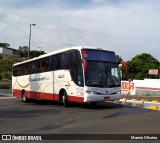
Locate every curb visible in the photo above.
<box><xmin>120</xmin><ymin>98</ymin><xmax>160</xmax><ymax>111</ymax></box>
<box><xmin>152</xmin><ymin>100</ymin><xmax>160</xmax><ymax>103</ymax></box>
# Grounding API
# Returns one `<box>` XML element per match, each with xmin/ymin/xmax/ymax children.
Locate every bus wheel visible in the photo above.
<box><xmin>22</xmin><ymin>91</ymin><xmax>28</xmax><ymax>103</ymax></box>
<box><xmin>62</xmin><ymin>91</ymin><xmax>69</xmax><ymax>107</ymax></box>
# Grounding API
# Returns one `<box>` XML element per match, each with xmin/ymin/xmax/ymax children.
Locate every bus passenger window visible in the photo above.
<box><xmin>40</xmin><ymin>59</ymin><xmax>48</xmax><ymax>72</ymax></box>
<box><xmin>61</xmin><ymin>53</ymin><xmax>69</xmax><ymax>69</ymax></box>
<box><xmin>13</xmin><ymin>66</ymin><xmax>18</xmax><ymax>76</ymax></box>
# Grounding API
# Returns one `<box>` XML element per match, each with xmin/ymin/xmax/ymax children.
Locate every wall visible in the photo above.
<box><xmin>0</xmin><ymin>48</ymin><xmax>3</xmax><ymax>54</ymax></box>
<box><xmin>121</xmin><ymin>79</ymin><xmax>160</xmax><ymax>96</ymax></box>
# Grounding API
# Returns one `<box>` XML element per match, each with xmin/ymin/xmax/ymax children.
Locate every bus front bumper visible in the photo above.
<box><xmin>84</xmin><ymin>93</ymin><xmax>121</xmax><ymax>102</ymax></box>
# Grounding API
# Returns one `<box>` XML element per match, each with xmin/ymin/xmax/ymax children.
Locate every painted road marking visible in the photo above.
<box><xmin>120</xmin><ymin>98</ymin><xmax>160</xmax><ymax>111</ymax></box>
<box><xmin>149</xmin><ymin>105</ymin><xmax>160</xmax><ymax>110</ymax></box>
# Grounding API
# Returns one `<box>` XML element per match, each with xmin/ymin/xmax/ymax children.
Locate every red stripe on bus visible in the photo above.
<box><xmin>13</xmin><ymin>89</ymin><xmax>84</xmax><ymax>102</ymax></box>
<box><xmin>68</xmin><ymin>96</ymin><xmax>84</xmax><ymax>102</ymax></box>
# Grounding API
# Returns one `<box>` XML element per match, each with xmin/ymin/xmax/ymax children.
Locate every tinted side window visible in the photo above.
<box><xmin>48</xmin><ymin>56</ymin><xmax>53</xmax><ymax>71</ymax></box>
<box><xmin>61</xmin><ymin>53</ymin><xmax>69</xmax><ymax>69</ymax></box>
<box><xmin>40</xmin><ymin>59</ymin><xmax>49</xmax><ymax>72</ymax></box>
<box><xmin>69</xmin><ymin>51</ymin><xmax>74</xmax><ymax>70</ymax></box>
<box><xmin>36</xmin><ymin>61</ymin><xmax>40</xmax><ymax>73</ymax></box>
<box><xmin>31</xmin><ymin>62</ymin><xmax>37</xmax><ymax>74</ymax></box>
<box><xmin>55</xmin><ymin>54</ymin><xmax>61</xmax><ymax>69</ymax></box>
<box><xmin>74</xmin><ymin>50</ymin><xmax>81</xmax><ymax>61</ymax></box>
<box><xmin>22</xmin><ymin>64</ymin><xmax>27</xmax><ymax>75</ymax></box>
<box><xmin>69</xmin><ymin>50</ymin><xmax>81</xmax><ymax>82</ymax></box>
<box><xmin>69</xmin><ymin>50</ymin><xmax>81</xmax><ymax>70</ymax></box>
<box><xmin>13</xmin><ymin>66</ymin><xmax>18</xmax><ymax>76</ymax></box>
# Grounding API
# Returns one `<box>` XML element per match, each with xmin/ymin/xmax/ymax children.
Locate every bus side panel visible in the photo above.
<box><xmin>12</xmin><ymin>75</ymin><xmax>30</xmax><ymax>98</ymax></box>
<box><xmin>41</xmin><ymin>92</ymin><xmax>59</xmax><ymax>101</ymax></box>
<box><xmin>12</xmin><ymin>70</ymin><xmax>84</xmax><ymax>102</ymax></box>
<box><xmin>12</xmin><ymin>72</ymin><xmax>55</xmax><ymax>100</ymax></box>
<box><xmin>54</xmin><ymin>70</ymin><xmax>84</xmax><ymax>103</ymax></box>
<box><xmin>54</xmin><ymin>70</ymin><xmax>71</xmax><ymax>98</ymax></box>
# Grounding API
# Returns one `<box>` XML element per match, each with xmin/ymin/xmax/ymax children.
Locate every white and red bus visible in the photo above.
<box><xmin>12</xmin><ymin>46</ymin><xmax>122</xmax><ymax>107</ymax></box>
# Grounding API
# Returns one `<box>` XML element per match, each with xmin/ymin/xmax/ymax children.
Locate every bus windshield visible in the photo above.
<box><xmin>82</xmin><ymin>49</ymin><xmax>120</xmax><ymax>87</ymax></box>
<box><xmin>85</xmin><ymin>62</ymin><xmax>121</xmax><ymax>87</ymax></box>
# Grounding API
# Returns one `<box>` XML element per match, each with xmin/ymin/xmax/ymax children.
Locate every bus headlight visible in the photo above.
<box><xmin>86</xmin><ymin>90</ymin><xmax>97</xmax><ymax>94</ymax></box>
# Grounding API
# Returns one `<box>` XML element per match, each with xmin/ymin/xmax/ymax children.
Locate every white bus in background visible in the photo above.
<box><xmin>12</xmin><ymin>46</ymin><xmax>122</xmax><ymax>107</ymax></box>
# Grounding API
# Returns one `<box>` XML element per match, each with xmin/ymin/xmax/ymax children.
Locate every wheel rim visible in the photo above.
<box><xmin>22</xmin><ymin>93</ymin><xmax>26</xmax><ymax>101</ymax></box>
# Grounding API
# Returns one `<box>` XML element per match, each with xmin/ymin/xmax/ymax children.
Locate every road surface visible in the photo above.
<box><xmin>0</xmin><ymin>97</ymin><xmax>160</xmax><ymax>143</ymax></box>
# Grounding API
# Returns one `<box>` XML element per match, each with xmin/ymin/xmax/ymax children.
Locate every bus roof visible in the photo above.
<box><xmin>13</xmin><ymin>46</ymin><xmax>114</xmax><ymax>66</ymax></box>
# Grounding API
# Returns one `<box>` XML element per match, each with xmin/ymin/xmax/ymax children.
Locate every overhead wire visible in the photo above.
<box><xmin>0</xmin><ymin>17</ymin><xmax>50</xmax><ymax>49</ymax></box>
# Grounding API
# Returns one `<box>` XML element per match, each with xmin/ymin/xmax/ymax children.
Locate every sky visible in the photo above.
<box><xmin>0</xmin><ymin>0</ymin><xmax>160</xmax><ymax>61</ymax></box>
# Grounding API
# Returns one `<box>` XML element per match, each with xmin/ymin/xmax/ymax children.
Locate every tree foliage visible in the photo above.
<box><xmin>116</xmin><ymin>55</ymin><xmax>123</xmax><ymax>62</ymax></box>
<box><xmin>0</xmin><ymin>42</ymin><xmax>10</xmax><ymax>48</ymax></box>
<box><xmin>18</xmin><ymin>50</ymin><xmax>45</xmax><ymax>58</ymax></box>
<box><xmin>0</xmin><ymin>56</ymin><xmax>21</xmax><ymax>80</ymax></box>
<box><xmin>125</xmin><ymin>53</ymin><xmax>160</xmax><ymax>80</ymax></box>
<box><xmin>0</xmin><ymin>50</ymin><xmax>46</xmax><ymax>80</ymax></box>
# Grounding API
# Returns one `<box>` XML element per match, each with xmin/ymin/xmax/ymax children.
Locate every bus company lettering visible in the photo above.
<box><xmin>30</xmin><ymin>75</ymin><xmax>50</xmax><ymax>82</ymax></box>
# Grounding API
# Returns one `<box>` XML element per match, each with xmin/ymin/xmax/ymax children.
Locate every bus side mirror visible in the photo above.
<box><xmin>119</xmin><ymin>61</ymin><xmax>129</xmax><ymax>75</ymax></box>
<box><xmin>82</xmin><ymin>59</ymin><xmax>89</xmax><ymax>74</ymax></box>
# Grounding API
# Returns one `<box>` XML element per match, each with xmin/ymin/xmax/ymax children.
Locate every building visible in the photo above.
<box><xmin>0</xmin><ymin>47</ymin><xmax>18</xmax><ymax>56</ymax></box>
<box><xmin>19</xmin><ymin>46</ymin><xmax>29</xmax><ymax>51</ymax></box>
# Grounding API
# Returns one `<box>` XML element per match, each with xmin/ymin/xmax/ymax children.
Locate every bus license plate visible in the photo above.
<box><xmin>104</xmin><ymin>97</ymin><xmax>110</xmax><ymax>101</ymax></box>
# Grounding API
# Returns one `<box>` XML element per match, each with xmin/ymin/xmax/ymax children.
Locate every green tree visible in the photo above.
<box><xmin>116</xmin><ymin>55</ymin><xmax>123</xmax><ymax>62</ymax></box>
<box><xmin>18</xmin><ymin>50</ymin><xmax>45</xmax><ymax>58</ymax></box>
<box><xmin>126</xmin><ymin>53</ymin><xmax>159</xmax><ymax>80</ymax></box>
<box><xmin>30</xmin><ymin>50</ymin><xmax>45</xmax><ymax>58</ymax></box>
<box><xmin>0</xmin><ymin>56</ymin><xmax>20</xmax><ymax>80</ymax></box>
<box><xmin>0</xmin><ymin>42</ymin><xmax>10</xmax><ymax>48</ymax></box>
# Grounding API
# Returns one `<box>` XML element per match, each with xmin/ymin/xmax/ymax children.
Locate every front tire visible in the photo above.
<box><xmin>62</xmin><ymin>91</ymin><xmax>69</xmax><ymax>107</ymax></box>
<box><xmin>22</xmin><ymin>91</ymin><xmax>29</xmax><ymax>103</ymax></box>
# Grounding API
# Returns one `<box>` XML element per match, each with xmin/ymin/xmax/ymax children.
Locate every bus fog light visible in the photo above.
<box><xmin>86</xmin><ymin>90</ymin><xmax>97</xmax><ymax>94</ymax></box>
<box><xmin>115</xmin><ymin>91</ymin><xmax>121</xmax><ymax>94</ymax></box>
